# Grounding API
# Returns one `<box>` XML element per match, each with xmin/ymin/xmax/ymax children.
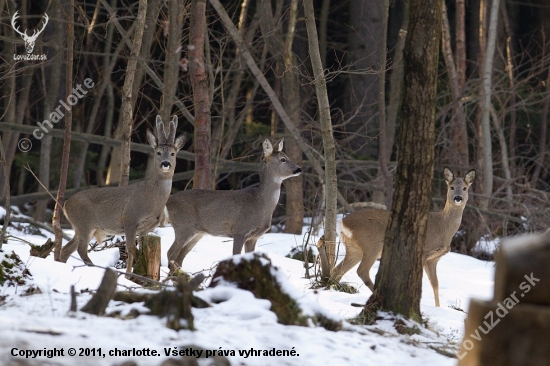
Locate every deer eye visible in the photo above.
<box><xmin>157</xmin><ymin>152</ymin><xmax>161</xmax><ymax>156</ymax></box>
<box><xmin>450</xmin><ymin>186</ymin><xmax>454</xmax><ymax>190</ymax></box>
<box><xmin>463</xmin><ymin>187</ymin><xmax>467</xmax><ymax>191</ymax></box>
<box><xmin>281</xmin><ymin>158</ymin><xmax>287</xmax><ymax>163</ymax></box>
<box><xmin>171</xmin><ymin>153</ymin><xmax>175</xmax><ymax>156</ymax></box>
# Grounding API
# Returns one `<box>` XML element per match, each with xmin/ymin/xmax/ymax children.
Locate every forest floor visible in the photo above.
<box><xmin>0</xmin><ymin>208</ymin><xmax>496</xmax><ymax>365</ymax></box>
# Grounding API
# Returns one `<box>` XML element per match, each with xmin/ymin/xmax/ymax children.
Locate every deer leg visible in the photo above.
<box><xmin>233</xmin><ymin>234</ymin><xmax>246</xmax><ymax>255</ymax></box>
<box><xmin>356</xmin><ymin>251</ymin><xmax>379</xmax><ymax>292</ymax></box>
<box><xmin>173</xmin><ymin>233</ymin><xmax>204</xmax><ymax>267</ymax></box>
<box><xmin>424</xmin><ymin>258</ymin><xmax>441</xmax><ymax>307</ymax></box>
<box><xmin>60</xmin><ymin>229</ymin><xmax>94</xmax><ymax>265</ymax></box>
<box><xmin>168</xmin><ymin>227</ymin><xmax>200</xmax><ymax>264</ymax></box>
<box><xmin>244</xmin><ymin>238</ymin><xmax>258</xmax><ymax>252</ymax></box>
<box><xmin>124</xmin><ymin>226</ymin><xmax>137</xmax><ymax>275</ymax></box>
<box><xmin>331</xmin><ymin>244</ymin><xmax>362</xmax><ymax>282</ymax></box>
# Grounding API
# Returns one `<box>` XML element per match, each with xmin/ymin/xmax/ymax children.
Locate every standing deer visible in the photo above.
<box><xmin>333</xmin><ymin>167</ymin><xmax>476</xmax><ymax>307</ymax></box>
<box><xmin>166</xmin><ymin>138</ymin><xmax>302</xmax><ymax>269</ymax></box>
<box><xmin>60</xmin><ymin>116</ymin><xmax>186</xmax><ymax>273</ymax></box>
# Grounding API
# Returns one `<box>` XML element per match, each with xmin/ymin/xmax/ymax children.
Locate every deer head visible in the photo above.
<box><xmin>11</xmin><ymin>11</ymin><xmax>49</xmax><ymax>54</ymax></box>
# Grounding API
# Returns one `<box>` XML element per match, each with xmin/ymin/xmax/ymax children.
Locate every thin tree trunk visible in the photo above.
<box><xmin>303</xmin><ymin>0</ymin><xmax>338</xmax><ymax>270</ymax></box>
<box><xmin>490</xmin><ymin>105</ymin><xmax>513</xmax><ymax>201</ymax></box>
<box><xmin>104</xmin><ymin>0</ymin><xmax>160</xmax><ymax>185</ymax></box>
<box><xmin>456</xmin><ymin>0</ymin><xmax>466</xmax><ymax>89</ymax></box>
<box><xmin>119</xmin><ymin>0</ymin><xmax>148</xmax><ymax>187</ymax></box>
<box><xmin>442</xmin><ymin>2</ymin><xmax>469</xmax><ymax>166</ymax></box>
<box><xmin>370</xmin><ymin>0</ymin><xmax>441</xmax><ymax>321</ymax></box>
<box><xmin>385</xmin><ymin>0</ymin><xmax>409</xmax><ymax>161</ymax></box>
<box><xmin>530</xmin><ymin>67</ymin><xmax>550</xmax><ymax>186</ymax></box>
<box><xmin>376</xmin><ymin>0</ymin><xmax>392</xmax><ymax>209</ymax></box>
<box><xmin>283</xmin><ymin>0</ymin><xmax>303</xmax><ymax>234</ymax></box>
<box><xmin>319</xmin><ymin>0</ymin><xmax>330</xmax><ymax>68</ymax></box>
<box><xmin>190</xmin><ymin>0</ymin><xmax>211</xmax><ymax>190</ymax></box>
<box><xmin>35</xmin><ymin>1</ymin><xmax>64</xmax><ymax>221</ymax></box>
<box><xmin>0</xmin><ymin>136</ymin><xmax>9</xmax><ymax>249</ymax></box>
<box><xmin>210</xmin><ymin>0</ymin><xmax>352</xmax><ymax>212</ymax></box>
<box><xmin>479</xmin><ymin>0</ymin><xmax>500</xmax><ymax>209</ymax></box>
<box><xmin>53</xmin><ymin>0</ymin><xmax>75</xmax><ymax>261</ymax></box>
<box><xmin>501</xmin><ymin>1</ymin><xmax>516</xmax><ymax>175</ymax></box>
<box><xmin>160</xmin><ymin>0</ymin><xmax>184</xmax><ymax>123</ymax></box>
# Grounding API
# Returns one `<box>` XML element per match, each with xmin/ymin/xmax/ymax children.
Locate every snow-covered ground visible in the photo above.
<box><xmin>0</xmin><ymin>211</ymin><xmax>496</xmax><ymax>366</ymax></box>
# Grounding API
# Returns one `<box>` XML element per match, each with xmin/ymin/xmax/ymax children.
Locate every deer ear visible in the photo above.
<box><xmin>174</xmin><ymin>133</ymin><xmax>187</xmax><ymax>151</ymax></box>
<box><xmin>464</xmin><ymin>169</ymin><xmax>476</xmax><ymax>185</ymax></box>
<box><xmin>171</xmin><ymin>115</ymin><xmax>178</xmax><ymax>129</ymax></box>
<box><xmin>146</xmin><ymin>129</ymin><xmax>157</xmax><ymax>148</ymax></box>
<box><xmin>275</xmin><ymin>138</ymin><xmax>284</xmax><ymax>152</ymax></box>
<box><xmin>262</xmin><ymin>139</ymin><xmax>273</xmax><ymax>157</ymax></box>
<box><xmin>443</xmin><ymin>166</ymin><xmax>454</xmax><ymax>184</ymax></box>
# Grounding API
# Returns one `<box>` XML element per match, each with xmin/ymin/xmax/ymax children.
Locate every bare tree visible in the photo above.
<box><xmin>119</xmin><ymin>0</ymin><xmax>149</xmax><ymax>187</ymax></box>
<box><xmin>53</xmin><ymin>0</ymin><xmax>75</xmax><ymax>260</ymax></box>
<box><xmin>190</xmin><ymin>0</ymin><xmax>211</xmax><ymax>190</ymax></box>
<box><xmin>369</xmin><ymin>0</ymin><xmax>442</xmax><ymax>320</ymax></box>
<box><xmin>478</xmin><ymin>0</ymin><xmax>500</xmax><ymax>209</ymax></box>
<box><xmin>0</xmin><ymin>136</ymin><xmax>9</xmax><ymax>249</ymax></box>
<box><xmin>303</xmin><ymin>0</ymin><xmax>338</xmax><ymax>270</ymax></box>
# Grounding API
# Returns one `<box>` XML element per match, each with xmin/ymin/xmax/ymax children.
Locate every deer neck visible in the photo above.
<box><xmin>258</xmin><ymin>165</ymin><xmax>283</xmax><ymax>211</ymax></box>
<box><xmin>440</xmin><ymin>200</ymin><xmax>466</xmax><ymax>233</ymax></box>
<box><xmin>147</xmin><ymin>171</ymin><xmax>174</xmax><ymax>195</ymax></box>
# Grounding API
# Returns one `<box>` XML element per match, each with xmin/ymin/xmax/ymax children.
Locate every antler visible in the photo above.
<box><xmin>11</xmin><ymin>11</ymin><xmax>27</xmax><ymax>38</ymax></box>
<box><xmin>28</xmin><ymin>13</ymin><xmax>49</xmax><ymax>41</ymax></box>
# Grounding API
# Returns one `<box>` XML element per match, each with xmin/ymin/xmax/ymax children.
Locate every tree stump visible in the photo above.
<box><xmin>133</xmin><ymin>234</ymin><xmax>161</xmax><ymax>281</ymax></box>
<box><xmin>81</xmin><ymin>268</ymin><xmax>118</xmax><ymax>315</ymax></box>
<box><xmin>458</xmin><ymin>230</ymin><xmax>550</xmax><ymax>365</ymax></box>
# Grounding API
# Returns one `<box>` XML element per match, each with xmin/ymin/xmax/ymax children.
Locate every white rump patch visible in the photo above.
<box><xmin>340</xmin><ymin>221</ymin><xmax>353</xmax><ymax>239</ymax></box>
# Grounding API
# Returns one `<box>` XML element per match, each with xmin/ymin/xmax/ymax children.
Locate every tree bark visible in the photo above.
<box><xmin>478</xmin><ymin>0</ymin><xmax>500</xmax><ymax>209</ymax></box>
<box><xmin>370</xmin><ymin>0</ymin><xmax>441</xmax><ymax>321</ymax></box>
<box><xmin>0</xmin><ymin>136</ymin><xmax>9</xmax><ymax>249</ymax></box>
<box><xmin>53</xmin><ymin>0</ymin><xmax>75</xmax><ymax>261</ymax></box>
<box><xmin>119</xmin><ymin>0</ymin><xmax>148</xmax><ymax>187</ymax></box>
<box><xmin>441</xmin><ymin>1</ymin><xmax>469</xmax><ymax>166</ymax></box>
<box><xmin>160</xmin><ymin>0</ymin><xmax>184</xmax><ymax>124</ymax></box>
<box><xmin>190</xmin><ymin>0</ymin><xmax>212</xmax><ymax>190</ymax></box>
<box><xmin>530</xmin><ymin>67</ymin><xmax>550</xmax><ymax>186</ymax></box>
<box><xmin>303</xmin><ymin>0</ymin><xmax>338</xmax><ymax>270</ymax></box>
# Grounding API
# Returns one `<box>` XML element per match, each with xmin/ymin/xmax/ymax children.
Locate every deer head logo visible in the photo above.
<box><xmin>11</xmin><ymin>11</ymin><xmax>49</xmax><ymax>54</ymax></box>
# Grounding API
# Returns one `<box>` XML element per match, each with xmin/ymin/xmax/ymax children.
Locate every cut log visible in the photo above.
<box><xmin>458</xmin><ymin>299</ymin><xmax>550</xmax><ymax>366</ymax></box>
<box><xmin>133</xmin><ymin>234</ymin><xmax>161</xmax><ymax>281</ymax></box>
<box><xmin>494</xmin><ymin>230</ymin><xmax>550</xmax><ymax>306</ymax></box>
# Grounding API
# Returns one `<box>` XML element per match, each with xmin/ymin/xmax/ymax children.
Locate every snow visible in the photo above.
<box><xmin>0</xmin><ymin>214</ymin><xmax>496</xmax><ymax>365</ymax></box>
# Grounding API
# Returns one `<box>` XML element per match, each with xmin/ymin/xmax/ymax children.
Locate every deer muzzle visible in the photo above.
<box><xmin>161</xmin><ymin>161</ymin><xmax>171</xmax><ymax>170</ymax></box>
<box><xmin>454</xmin><ymin>196</ymin><xmax>463</xmax><ymax>203</ymax></box>
<box><xmin>293</xmin><ymin>167</ymin><xmax>302</xmax><ymax>175</ymax></box>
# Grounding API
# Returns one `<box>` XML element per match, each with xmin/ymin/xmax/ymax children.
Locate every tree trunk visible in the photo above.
<box><xmin>478</xmin><ymin>0</ymin><xmax>500</xmax><ymax>209</ymax></box>
<box><xmin>530</xmin><ymin>67</ymin><xmax>550</xmax><ymax>186</ymax></box>
<box><xmin>303</xmin><ymin>0</ymin><xmax>338</xmax><ymax>270</ymax></box>
<box><xmin>370</xmin><ymin>0</ymin><xmax>441</xmax><ymax>321</ymax></box>
<box><xmin>0</xmin><ymin>136</ymin><xmax>9</xmax><ymax>249</ymax></box>
<box><xmin>160</xmin><ymin>0</ymin><xmax>184</xmax><ymax>124</ymax></box>
<box><xmin>441</xmin><ymin>1</ymin><xmax>469</xmax><ymax>166</ymax></box>
<box><xmin>345</xmin><ymin>0</ymin><xmax>383</xmax><ymax>157</ymax></box>
<box><xmin>190</xmin><ymin>0</ymin><xmax>212</xmax><ymax>190</ymax></box>
<box><xmin>34</xmin><ymin>1</ymin><xmax>64</xmax><ymax>221</ymax></box>
<box><xmin>53</xmin><ymin>0</ymin><xmax>75</xmax><ymax>261</ymax></box>
<box><xmin>282</xmin><ymin>0</ymin><xmax>303</xmax><ymax>235</ymax></box>
<box><xmin>119</xmin><ymin>0</ymin><xmax>148</xmax><ymax>187</ymax></box>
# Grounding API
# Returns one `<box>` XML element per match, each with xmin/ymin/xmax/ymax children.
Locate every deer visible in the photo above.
<box><xmin>332</xmin><ymin>167</ymin><xmax>476</xmax><ymax>307</ymax></box>
<box><xmin>59</xmin><ymin>115</ymin><xmax>186</xmax><ymax>274</ymax></box>
<box><xmin>11</xmin><ymin>11</ymin><xmax>49</xmax><ymax>54</ymax></box>
<box><xmin>166</xmin><ymin>138</ymin><xmax>302</xmax><ymax>270</ymax></box>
